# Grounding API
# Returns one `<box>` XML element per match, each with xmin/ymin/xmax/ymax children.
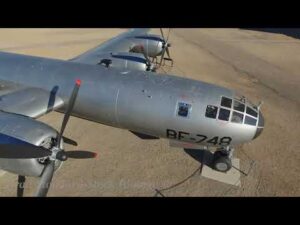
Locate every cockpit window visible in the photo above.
<box><xmin>234</xmin><ymin>100</ymin><xmax>245</xmax><ymax>112</ymax></box>
<box><xmin>218</xmin><ymin>108</ymin><xmax>230</xmax><ymax>121</ymax></box>
<box><xmin>231</xmin><ymin>111</ymin><xmax>244</xmax><ymax>124</ymax></box>
<box><xmin>177</xmin><ymin>102</ymin><xmax>191</xmax><ymax>118</ymax></box>
<box><xmin>216</xmin><ymin>95</ymin><xmax>258</xmax><ymax>125</ymax></box>
<box><xmin>246</xmin><ymin>106</ymin><xmax>258</xmax><ymax>117</ymax></box>
<box><xmin>245</xmin><ymin>116</ymin><xmax>257</xmax><ymax>126</ymax></box>
<box><xmin>205</xmin><ymin>105</ymin><xmax>218</xmax><ymax>119</ymax></box>
<box><xmin>221</xmin><ymin>97</ymin><xmax>232</xmax><ymax>108</ymax></box>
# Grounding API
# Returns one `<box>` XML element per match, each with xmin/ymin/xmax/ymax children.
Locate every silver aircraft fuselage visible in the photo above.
<box><xmin>0</xmin><ymin>51</ymin><xmax>261</xmax><ymax>147</ymax></box>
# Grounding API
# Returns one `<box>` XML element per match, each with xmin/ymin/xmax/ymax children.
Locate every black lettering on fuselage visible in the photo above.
<box><xmin>166</xmin><ymin>129</ymin><xmax>232</xmax><ymax>146</ymax></box>
<box><xmin>207</xmin><ymin>136</ymin><xmax>219</xmax><ymax>145</ymax></box>
<box><xmin>166</xmin><ymin>129</ymin><xmax>177</xmax><ymax>139</ymax></box>
<box><xmin>178</xmin><ymin>131</ymin><xmax>189</xmax><ymax>140</ymax></box>
<box><xmin>195</xmin><ymin>134</ymin><xmax>207</xmax><ymax>143</ymax></box>
<box><xmin>219</xmin><ymin>137</ymin><xmax>232</xmax><ymax>145</ymax></box>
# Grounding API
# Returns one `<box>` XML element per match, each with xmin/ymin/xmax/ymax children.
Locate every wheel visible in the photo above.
<box><xmin>212</xmin><ymin>151</ymin><xmax>232</xmax><ymax>173</ymax></box>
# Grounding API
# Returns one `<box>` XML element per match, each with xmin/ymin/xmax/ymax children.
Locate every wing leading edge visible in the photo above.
<box><xmin>69</xmin><ymin>28</ymin><xmax>151</xmax><ymax>65</ymax></box>
<box><xmin>0</xmin><ymin>29</ymin><xmax>151</xmax><ymax>118</ymax></box>
<box><xmin>0</xmin><ymin>81</ymin><xmax>64</xmax><ymax>118</ymax></box>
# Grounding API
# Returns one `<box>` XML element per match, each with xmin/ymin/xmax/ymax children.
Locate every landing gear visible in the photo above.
<box><xmin>17</xmin><ymin>175</ymin><xmax>26</xmax><ymax>197</ymax></box>
<box><xmin>212</xmin><ymin>147</ymin><xmax>234</xmax><ymax>173</ymax></box>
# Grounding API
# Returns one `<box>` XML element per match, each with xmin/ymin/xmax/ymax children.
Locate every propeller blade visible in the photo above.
<box><xmin>63</xmin><ymin>136</ymin><xmax>78</xmax><ymax>146</ymax></box>
<box><xmin>57</xmin><ymin>80</ymin><xmax>81</xmax><ymax>147</ymax></box>
<box><xmin>166</xmin><ymin>28</ymin><xmax>171</xmax><ymax>43</ymax></box>
<box><xmin>35</xmin><ymin>160</ymin><xmax>55</xmax><ymax>197</ymax></box>
<box><xmin>166</xmin><ymin>46</ymin><xmax>171</xmax><ymax>59</ymax></box>
<box><xmin>159</xmin><ymin>47</ymin><xmax>166</xmax><ymax>66</ymax></box>
<box><xmin>160</xmin><ymin>28</ymin><xmax>165</xmax><ymax>40</ymax></box>
<box><xmin>66</xmin><ymin>151</ymin><xmax>97</xmax><ymax>159</ymax></box>
<box><xmin>0</xmin><ymin>144</ymin><xmax>51</xmax><ymax>159</ymax></box>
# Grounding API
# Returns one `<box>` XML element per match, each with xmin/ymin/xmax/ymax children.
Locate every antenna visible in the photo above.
<box><xmin>257</xmin><ymin>101</ymin><xmax>264</xmax><ymax>110</ymax></box>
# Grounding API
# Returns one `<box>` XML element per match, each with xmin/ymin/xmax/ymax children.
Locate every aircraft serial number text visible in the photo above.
<box><xmin>166</xmin><ymin>129</ymin><xmax>232</xmax><ymax>145</ymax></box>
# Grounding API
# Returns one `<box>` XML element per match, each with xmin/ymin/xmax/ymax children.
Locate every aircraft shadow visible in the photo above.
<box><xmin>154</xmin><ymin>148</ymin><xmax>214</xmax><ymax>197</ymax></box>
<box><xmin>243</xmin><ymin>28</ymin><xmax>300</xmax><ymax>40</ymax></box>
<box><xmin>47</xmin><ymin>85</ymin><xmax>59</xmax><ymax>112</ymax></box>
<box><xmin>183</xmin><ymin>148</ymin><xmax>214</xmax><ymax>169</ymax></box>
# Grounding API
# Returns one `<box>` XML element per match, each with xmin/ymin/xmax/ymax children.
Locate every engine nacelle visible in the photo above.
<box><xmin>97</xmin><ymin>52</ymin><xmax>156</xmax><ymax>72</ymax></box>
<box><xmin>0</xmin><ymin>111</ymin><xmax>61</xmax><ymax>177</ymax></box>
<box><xmin>129</xmin><ymin>34</ymin><xmax>165</xmax><ymax>58</ymax></box>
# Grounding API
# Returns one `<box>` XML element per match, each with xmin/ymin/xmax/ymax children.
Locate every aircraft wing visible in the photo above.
<box><xmin>69</xmin><ymin>28</ymin><xmax>151</xmax><ymax>65</ymax></box>
<box><xmin>0</xmin><ymin>80</ymin><xmax>64</xmax><ymax>118</ymax></box>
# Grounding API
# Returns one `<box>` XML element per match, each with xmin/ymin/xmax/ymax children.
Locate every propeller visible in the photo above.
<box><xmin>0</xmin><ymin>80</ymin><xmax>95</xmax><ymax>160</ymax></box>
<box><xmin>62</xmin><ymin>136</ymin><xmax>78</xmax><ymax>146</ymax></box>
<box><xmin>35</xmin><ymin>160</ymin><xmax>55</xmax><ymax>197</ymax></box>
<box><xmin>159</xmin><ymin>28</ymin><xmax>173</xmax><ymax>67</ymax></box>
<box><xmin>0</xmin><ymin>144</ymin><xmax>51</xmax><ymax>159</ymax></box>
<box><xmin>35</xmin><ymin>79</ymin><xmax>97</xmax><ymax>197</ymax></box>
<box><xmin>56</xmin><ymin>79</ymin><xmax>81</xmax><ymax>149</ymax></box>
<box><xmin>65</xmin><ymin>151</ymin><xmax>97</xmax><ymax>159</ymax></box>
<box><xmin>0</xmin><ymin>144</ymin><xmax>95</xmax><ymax>159</ymax></box>
<box><xmin>130</xmin><ymin>44</ymin><xmax>154</xmax><ymax>71</ymax></box>
<box><xmin>0</xmin><ymin>79</ymin><xmax>97</xmax><ymax>197</ymax></box>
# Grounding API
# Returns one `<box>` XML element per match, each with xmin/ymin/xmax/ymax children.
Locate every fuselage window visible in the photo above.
<box><xmin>246</xmin><ymin>106</ymin><xmax>258</xmax><ymax>117</ymax></box>
<box><xmin>205</xmin><ymin>105</ymin><xmax>218</xmax><ymax>119</ymax></box>
<box><xmin>177</xmin><ymin>102</ymin><xmax>191</xmax><ymax>118</ymax></box>
<box><xmin>218</xmin><ymin>108</ymin><xmax>231</xmax><ymax>121</ymax></box>
<box><xmin>245</xmin><ymin>116</ymin><xmax>257</xmax><ymax>126</ymax></box>
<box><xmin>231</xmin><ymin>111</ymin><xmax>244</xmax><ymax>124</ymax></box>
<box><xmin>234</xmin><ymin>100</ymin><xmax>245</xmax><ymax>112</ymax></box>
<box><xmin>221</xmin><ymin>97</ymin><xmax>232</xmax><ymax>108</ymax></box>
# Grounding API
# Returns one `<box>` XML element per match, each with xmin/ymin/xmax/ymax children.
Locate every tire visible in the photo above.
<box><xmin>212</xmin><ymin>151</ymin><xmax>232</xmax><ymax>173</ymax></box>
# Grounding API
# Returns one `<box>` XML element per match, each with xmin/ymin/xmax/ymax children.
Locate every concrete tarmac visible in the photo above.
<box><xmin>0</xmin><ymin>29</ymin><xmax>299</xmax><ymax>196</ymax></box>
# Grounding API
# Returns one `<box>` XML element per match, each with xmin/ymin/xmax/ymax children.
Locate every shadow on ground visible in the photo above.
<box><xmin>244</xmin><ymin>28</ymin><xmax>300</xmax><ymax>39</ymax></box>
<box><xmin>183</xmin><ymin>148</ymin><xmax>214</xmax><ymax>169</ymax></box>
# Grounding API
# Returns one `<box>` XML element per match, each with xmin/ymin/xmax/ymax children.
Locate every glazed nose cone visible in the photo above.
<box><xmin>253</xmin><ymin>111</ymin><xmax>264</xmax><ymax>139</ymax></box>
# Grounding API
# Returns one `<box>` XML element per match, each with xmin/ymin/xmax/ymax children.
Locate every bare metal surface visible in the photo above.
<box><xmin>0</xmin><ymin>29</ymin><xmax>298</xmax><ymax>196</ymax></box>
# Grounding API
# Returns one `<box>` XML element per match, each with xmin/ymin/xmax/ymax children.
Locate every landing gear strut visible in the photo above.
<box><xmin>212</xmin><ymin>147</ymin><xmax>234</xmax><ymax>173</ymax></box>
<box><xmin>17</xmin><ymin>175</ymin><xmax>26</xmax><ymax>197</ymax></box>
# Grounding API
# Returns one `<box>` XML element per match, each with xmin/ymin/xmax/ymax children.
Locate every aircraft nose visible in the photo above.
<box><xmin>253</xmin><ymin>111</ymin><xmax>264</xmax><ymax>139</ymax></box>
